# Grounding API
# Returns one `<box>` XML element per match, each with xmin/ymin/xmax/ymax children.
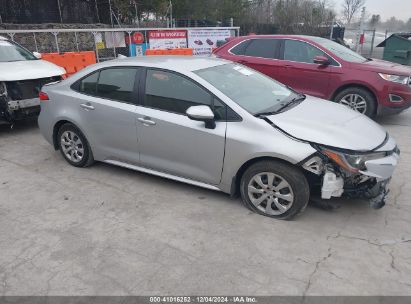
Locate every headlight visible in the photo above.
<box><xmin>0</xmin><ymin>82</ymin><xmax>7</xmax><ymax>97</ymax></box>
<box><xmin>378</xmin><ymin>73</ymin><xmax>409</xmax><ymax>85</ymax></box>
<box><xmin>319</xmin><ymin>147</ymin><xmax>390</xmax><ymax>173</ymax></box>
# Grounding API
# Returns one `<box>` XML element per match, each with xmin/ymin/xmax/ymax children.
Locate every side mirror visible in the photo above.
<box><xmin>186</xmin><ymin>105</ymin><xmax>216</xmax><ymax>129</ymax></box>
<box><xmin>33</xmin><ymin>52</ymin><xmax>42</xmax><ymax>59</ymax></box>
<box><xmin>313</xmin><ymin>55</ymin><xmax>330</xmax><ymax>65</ymax></box>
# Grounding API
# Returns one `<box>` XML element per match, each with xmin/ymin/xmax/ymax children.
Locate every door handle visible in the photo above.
<box><xmin>80</xmin><ymin>103</ymin><xmax>95</xmax><ymax>111</ymax></box>
<box><xmin>137</xmin><ymin>117</ymin><xmax>156</xmax><ymax>126</ymax></box>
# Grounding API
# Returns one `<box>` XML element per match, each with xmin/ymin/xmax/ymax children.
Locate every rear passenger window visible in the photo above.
<box><xmin>74</xmin><ymin>68</ymin><xmax>137</xmax><ymax>103</ymax></box>
<box><xmin>230</xmin><ymin>40</ymin><xmax>251</xmax><ymax>55</ymax></box>
<box><xmin>244</xmin><ymin>39</ymin><xmax>280</xmax><ymax>59</ymax></box>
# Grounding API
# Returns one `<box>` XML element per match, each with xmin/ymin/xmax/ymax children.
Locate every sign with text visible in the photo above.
<box><xmin>148</xmin><ymin>30</ymin><xmax>187</xmax><ymax>50</ymax></box>
<box><xmin>188</xmin><ymin>29</ymin><xmax>231</xmax><ymax>56</ymax></box>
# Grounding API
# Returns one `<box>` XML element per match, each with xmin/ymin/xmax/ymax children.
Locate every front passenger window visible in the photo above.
<box><xmin>144</xmin><ymin>69</ymin><xmax>212</xmax><ymax>114</ymax></box>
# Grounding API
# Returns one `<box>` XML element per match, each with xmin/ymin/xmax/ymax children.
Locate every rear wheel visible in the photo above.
<box><xmin>57</xmin><ymin>123</ymin><xmax>94</xmax><ymax>167</ymax></box>
<box><xmin>334</xmin><ymin>87</ymin><xmax>376</xmax><ymax>118</ymax></box>
<box><xmin>240</xmin><ymin>160</ymin><xmax>310</xmax><ymax>220</ymax></box>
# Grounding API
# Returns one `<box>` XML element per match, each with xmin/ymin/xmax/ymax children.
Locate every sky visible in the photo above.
<box><xmin>333</xmin><ymin>0</ymin><xmax>411</xmax><ymax>21</ymax></box>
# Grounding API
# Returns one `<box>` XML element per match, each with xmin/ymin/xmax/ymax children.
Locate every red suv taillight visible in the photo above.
<box><xmin>39</xmin><ymin>91</ymin><xmax>49</xmax><ymax>101</ymax></box>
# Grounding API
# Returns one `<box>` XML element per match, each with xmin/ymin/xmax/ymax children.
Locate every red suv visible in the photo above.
<box><xmin>214</xmin><ymin>35</ymin><xmax>411</xmax><ymax>118</ymax></box>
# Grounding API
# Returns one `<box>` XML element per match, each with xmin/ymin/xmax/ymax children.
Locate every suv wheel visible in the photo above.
<box><xmin>240</xmin><ymin>160</ymin><xmax>310</xmax><ymax>220</ymax></box>
<box><xmin>334</xmin><ymin>87</ymin><xmax>376</xmax><ymax>118</ymax></box>
<box><xmin>57</xmin><ymin>123</ymin><xmax>94</xmax><ymax>167</ymax></box>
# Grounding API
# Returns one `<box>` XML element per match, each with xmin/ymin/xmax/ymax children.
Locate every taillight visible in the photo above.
<box><xmin>39</xmin><ymin>91</ymin><xmax>49</xmax><ymax>101</ymax></box>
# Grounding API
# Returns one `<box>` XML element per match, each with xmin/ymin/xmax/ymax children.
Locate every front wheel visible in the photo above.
<box><xmin>240</xmin><ymin>160</ymin><xmax>310</xmax><ymax>220</ymax></box>
<box><xmin>334</xmin><ymin>87</ymin><xmax>376</xmax><ymax>118</ymax></box>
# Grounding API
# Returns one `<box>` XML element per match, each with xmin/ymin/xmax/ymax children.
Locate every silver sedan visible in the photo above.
<box><xmin>38</xmin><ymin>56</ymin><xmax>399</xmax><ymax>220</ymax></box>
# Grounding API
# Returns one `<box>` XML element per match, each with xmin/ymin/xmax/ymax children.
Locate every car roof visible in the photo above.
<box><xmin>99</xmin><ymin>56</ymin><xmax>231</xmax><ymax>73</ymax></box>
<box><xmin>234</xmin><ymin>34</ymin><xmax>327</xmax><ymax>42</ymax></box>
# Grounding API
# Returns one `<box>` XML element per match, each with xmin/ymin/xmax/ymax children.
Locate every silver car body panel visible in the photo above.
<box><xmin>266</xmin><ymin>96</ymin><xmax>387</xmax><ymax>151</ymax></box>
<box><xmin>105</xmin><ymin>160</ymin><xmax>221</xmax><ymax>191</ymax></box>
<box><xmin>38</xmin><ymin>56</ymin><xmax>398</xmax><ymax>196</ymax></box>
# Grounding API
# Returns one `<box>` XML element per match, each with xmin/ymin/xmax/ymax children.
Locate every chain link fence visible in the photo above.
<box><xmin>0</xmin><ymin>27</ymin><xmax>240</xmax><ymax>62</ymax></box>
<box><xmin>344</xmin><ymin>28</ymin><xmax>390</xmax><ymax>59</ymax></box>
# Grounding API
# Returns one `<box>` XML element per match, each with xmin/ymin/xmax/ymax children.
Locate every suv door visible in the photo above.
<box><xmin>71</xmin><ymin>67</ymin><xmax>141</xmax><ymax>163</ymax></box>
<box><xmin>227</xmin><ymin>38</ymin><xmax>286</xmax><ymax>81</ymax></box>
<box><xmin>280</xmin><ymin>39</ymin><xmax>337</xmax><ymax>98</ymax></box>
<box><xmin>135</xmin><ymin>69</ymin><xmax>227</xmax><ymax>185</ymax></box>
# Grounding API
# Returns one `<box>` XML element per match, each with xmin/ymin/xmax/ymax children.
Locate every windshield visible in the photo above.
<box><xmin>0</xmin><ymin>40</ymin><xmax>37</xmax><ymax>62</ymax></box>
<box><xmin>195</xmin><ymin>63</ymin><xmax>296</xmax><ymax>115</ymax></box>
<box><xmin>310</xmin><ymin>36</ymin><xmax>367</xmax><ymax>63</ymax></box>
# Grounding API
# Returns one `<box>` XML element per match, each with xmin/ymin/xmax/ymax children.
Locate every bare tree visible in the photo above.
<box><xmin>342</xmin><ymin>0</ymin><xmax>365</xmax><ymax>24</ymax></box>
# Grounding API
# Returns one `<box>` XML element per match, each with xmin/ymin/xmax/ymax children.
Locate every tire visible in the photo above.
<box><xmin>57</xmin><ymin>123</ymin><xmax>94</xmax><ymax>168</ymax></box>
<box><xmin>333</xmin><ymin>87</ymin><xmax>377</xmax><ymax>118</ymax></box>
<box><xmin>240</xmin><ymin>160</ymin><xmax>310</xmax><ymax>220</ymax></box>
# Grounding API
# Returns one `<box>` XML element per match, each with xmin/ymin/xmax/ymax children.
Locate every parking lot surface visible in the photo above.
<box><xmin>0</xmin><ymin>110</ymin><xmax>411</xmax><ymax>296</ymax></box>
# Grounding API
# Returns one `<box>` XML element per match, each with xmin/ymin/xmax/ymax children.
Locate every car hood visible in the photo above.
<box><xmin>350</xmin><ymin>58</ymin><xmax>411</xmax><ymax>75</ymax></box>
<box><xmin>266</xmin><ymin>96</ymin><xmax>387</xmax><ymax>151</ymax></box>
<box><xmin>0</xmin><ymin>59</ymin><xmax>66</xmax><ymax>81</ymax></box>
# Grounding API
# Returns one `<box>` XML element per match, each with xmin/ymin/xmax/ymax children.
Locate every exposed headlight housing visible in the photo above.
<box><xmin>317</xmin><ymin>146</ymin><xmax>394</xmax><ymax>173</ymax></box>
<box><xmin>378</xmin><ymin>73</ymin><xmax>409</xmax><ymax>85</ymax></box>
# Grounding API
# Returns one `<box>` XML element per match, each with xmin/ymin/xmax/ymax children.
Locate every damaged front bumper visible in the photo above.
<box><xmin>303</xmin><ymin>140</ymin><xmax>400</xmax><ymax>209</ymax></box>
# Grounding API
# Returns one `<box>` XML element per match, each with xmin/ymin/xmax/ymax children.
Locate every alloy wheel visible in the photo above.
<box><xmin>60</xmin><ymin>131</ymin><xmax>84</xmax><ymax>163</ymax></box>
<box><xmin>339</xmin><ymin>94</ymin><xmax>367</xmax><ymax>114</ymax></box>
<box><xmin>247</xmin><ymin>172</ymin><xmax>294</xmax><ymax>215</ymax></box>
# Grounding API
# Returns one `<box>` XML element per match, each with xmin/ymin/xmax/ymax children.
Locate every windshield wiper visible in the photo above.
<box><xmin>255</xmin><ymin>94</ymin><xmax>306</xmax><ymax>117</ymax></box>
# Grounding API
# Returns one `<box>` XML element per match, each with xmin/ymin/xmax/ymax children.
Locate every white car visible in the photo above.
<box><xmin>0</xmin><ymin>36</ymin><xmax>66</xmax><ymax>125</ymax></box>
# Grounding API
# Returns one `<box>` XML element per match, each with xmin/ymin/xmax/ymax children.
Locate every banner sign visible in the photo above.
<box><xmin>148</xmin><ymin>30</ymin><xmax>187</xmax><ymax>49</ymax></box>
<box><xmin>105</xmin><ymin>32</ymin><xmax>126</xmax><ymax>48</ymax></box>
<box><xmin>188</xmin><ymin>29</ymin><xmax>231</xmax><ymax>56</ymax></box>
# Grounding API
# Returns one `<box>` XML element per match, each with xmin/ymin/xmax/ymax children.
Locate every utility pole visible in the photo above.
<box><xmin>56</xmin><ymin>0</ymin><xmax>63</xmax><ymax>23</ymax></box>
<box><xmin>169</xmin><ymin>0</ymin><xmax>173</xmax><ymax>28</ymax></box>
<box><xmin>133</xmin><ymin>1</ymin><xmax>139</xmax><ymax>27</ymax></box>
<box><xmin>108</xmin><ymin>0</ymin><xmax>114</xmax><ymax>28</ymax></box>
<box><xmin>356</xmin><ymin>6</ymin><xmax>366</xmax><ymax>53</ymax></box>
<box><xmin>95</xmin><ymin>0</ymin><xmax>100</xmax><ymax>23</ymax></box>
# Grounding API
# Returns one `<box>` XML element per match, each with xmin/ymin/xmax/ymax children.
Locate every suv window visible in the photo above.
<box><xmin>230</xmin><ymin>40</ymin><xmax>251</xmax><ymax>55</ymax></box>
<box><xmin>284</xmin><ymin>39</ymin><xmax>329</xmax><ymax>64</ymax></box>
<box><xmin>75</xmin><ymin>68</ymin><xmax>137</xmax><ymax>103</ymax></box>
<box><xmin>244</xmin><ymin>39</ymin><xmax>280</xmax><ymax>59</ymax></box>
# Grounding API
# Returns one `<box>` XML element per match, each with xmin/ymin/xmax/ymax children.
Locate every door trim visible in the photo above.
<box><xmin>104</xmin><ymin>159</ymin><xmax>221</xmax><ymax>191</ymax></box>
